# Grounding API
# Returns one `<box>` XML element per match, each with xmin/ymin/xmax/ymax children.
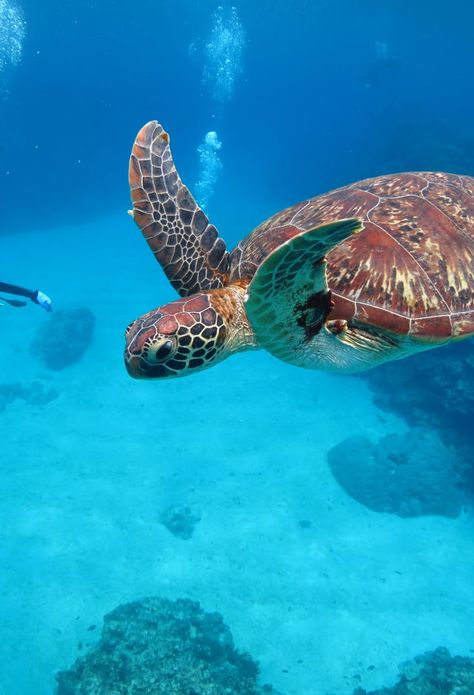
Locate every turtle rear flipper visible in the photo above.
<box><xmin>245</xmin><ymin>218</ymin><xmax>363</xmax><ymax>364</ymax></box>
<box><xmin>129</xmin><ymin>121</ymin><xmax>230</xmax><ymax>297</ymax></box>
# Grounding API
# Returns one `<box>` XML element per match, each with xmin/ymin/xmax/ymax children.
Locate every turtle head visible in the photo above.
<box><xmin>124</xmin><ymin>287</ymin><xmax>252</xmax><ymax>379</ymax></box>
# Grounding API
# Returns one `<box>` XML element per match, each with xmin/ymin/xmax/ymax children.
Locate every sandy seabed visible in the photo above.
<box><xmin>1</xmin><ymin>214</ymin><xmax>473</xmax><ymax>695</ymax></box>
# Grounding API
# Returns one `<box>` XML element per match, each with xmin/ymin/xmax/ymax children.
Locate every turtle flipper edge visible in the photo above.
<box><xmin>245</xmin><ymin>218</ymin><xmax>363</xmax><ymax>364</ymax></box>
<box><xmin>129</xmin><ymin>121</ymin><xmax>230</xmax><ymax>297</ymax></box>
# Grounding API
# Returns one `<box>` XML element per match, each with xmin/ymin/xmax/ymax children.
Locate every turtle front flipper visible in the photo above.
<box><xmin>129</xmin><ymin>121</ymin><xmax>230</xmax><ymax>297</ymax></box>
<box><xmin>245</xmin><ymin>218</ymin><xmax>363</xmax><ymax>365</ymax></box>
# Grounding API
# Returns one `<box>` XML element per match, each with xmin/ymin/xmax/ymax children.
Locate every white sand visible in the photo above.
<box><xmin>1</xmin><ymin>215</ymin><xmax>473</xmax><ymax>695</ymax></box>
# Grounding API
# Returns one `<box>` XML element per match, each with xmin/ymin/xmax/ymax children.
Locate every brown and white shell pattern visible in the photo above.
<box><xmin>229</xmin><ymin>172</ymin><xmax>474</xmax><ymax>340</ymax></box>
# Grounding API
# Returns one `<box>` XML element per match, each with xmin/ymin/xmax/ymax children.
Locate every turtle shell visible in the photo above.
<box><xmin>229</xmin><ymin>172</ymin><xmax>474</xmax><ymax>339</ymax></box>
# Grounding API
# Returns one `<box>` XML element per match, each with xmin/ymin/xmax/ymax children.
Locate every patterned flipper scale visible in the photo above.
<box><xmin>245</xmin><ymin>218</ymin><xmax>363</xmax><ymax>363</ymax></box>
<box><xmin>129</xmin><ymin>121</ymin><xmax>230</xmax><ymax>297</ymax></box>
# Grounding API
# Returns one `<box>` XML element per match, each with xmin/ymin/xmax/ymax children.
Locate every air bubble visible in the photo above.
<box><xmin>0</xmin><ymin>0</ymin><xmax>26</xmax><ymax>74</ymax></box>
<box><xmin>201</xmin><ymin>4</ymin><xmax>245</xmax><ymax>104</ymax></box>
<box><xmin>191</xmin><ymin>4</ymin><xmax>245</xmax><ymax>208</ymax></box>
<box><xmin>195</xmin><ymin>131</ymin><xmax>223</xmax><ymax>211</ymax></box>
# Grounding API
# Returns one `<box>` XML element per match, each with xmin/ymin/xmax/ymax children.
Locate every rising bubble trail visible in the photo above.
<box><xmin>202</xmin><ymin>4</ymin><xmax>245</xmax><ymax>104</ymax></box>
<box><xmin>195</xmin><ymin>4</ymin><xmax>245</xmax><ymax>208</ymax></box>
<box><xmin>195</xmin><ymin>131</ymin><xmax>223</xmax><ymax>212</ymax></box>
<box><xmin>0</xmin><ymin>0</ymin><xmax>25</xmax><ymax>74</ymax></box>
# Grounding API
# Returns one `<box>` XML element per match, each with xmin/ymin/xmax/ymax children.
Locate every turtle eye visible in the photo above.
<box><xmin>151</xmin><ymin>338</ymin><xmax>175</xmax><ymax>362</ymax></box>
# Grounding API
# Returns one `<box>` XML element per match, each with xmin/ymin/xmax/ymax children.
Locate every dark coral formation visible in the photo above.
<box><xmin>362</xmin><ymin>342</ymin><xmax>474</xmax><ymax>494</ymax></box>
<box><xmin>364</xmin><ymin>343</ymin><xmax>474</xmax><ymax>433</ymax></box>
<box><xmin>327</xmin><ymin>428</ymin><xmax>465</xmax><ymax>518</ymax></box>
<box><xmin>353</xmin><ymin>647</ymin><xmax>474</xmax><ymax>694</ymax></box>
<box><xmin>30</xmin><ymin>307</ymin><xmax>95</xmax><ymax>370</ymax></box>
<box><xmin>55</xmin><ymin>597</ymin><xmax>279</xmax><ymax>695</ymax></box>
<box><xmin>0</xmin><ymin>381</ymin><xmax>58</xmax><ymax>411</ymax></box>
<box><xmin>159</xmin><ymin>504</ymin><xmax>201</xmax><ymax>539</ymax></box>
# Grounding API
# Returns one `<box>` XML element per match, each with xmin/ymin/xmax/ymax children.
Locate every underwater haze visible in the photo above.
<box><xmin>1</xmin><ymin>1</ymin><xmax>474</xmax><ymax>694</ymax></box>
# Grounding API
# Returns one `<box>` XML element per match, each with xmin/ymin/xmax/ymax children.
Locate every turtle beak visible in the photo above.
<box><xmin>124</xmin><ymin>353</ymin><xmax>142</xmax><ymax>379</ymax></box>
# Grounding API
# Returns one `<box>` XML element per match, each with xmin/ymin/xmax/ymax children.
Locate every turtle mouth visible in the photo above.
<box><xmin>124</xmin><ymin>353</ymin><xmax>180</xmax><ymax>379</ymax></box>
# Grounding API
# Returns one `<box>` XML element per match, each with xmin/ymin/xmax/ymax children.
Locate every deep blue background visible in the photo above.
<box><xmin>1</xmin><ymin>0</ymin><xmax>473</xmax><ymax>247</ymax></box>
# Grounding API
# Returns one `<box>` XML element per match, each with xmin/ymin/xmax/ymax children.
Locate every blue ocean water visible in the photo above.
<box><xmin>1</xmin><ymin>1</ymin><xmax>474</xmax><ymax>694</ymax></box>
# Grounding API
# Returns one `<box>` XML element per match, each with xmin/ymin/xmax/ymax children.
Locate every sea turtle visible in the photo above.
<box><xmin>125</xmin><ymin>120</ymin><xmax>474</xmax><ymax>379</ymax></box>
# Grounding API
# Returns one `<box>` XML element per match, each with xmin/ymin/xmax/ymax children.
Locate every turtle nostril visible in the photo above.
<box><xmin>128</xmin><ymin>344</ymin><xmax>142</xmax><ymax>357</ymax></box>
